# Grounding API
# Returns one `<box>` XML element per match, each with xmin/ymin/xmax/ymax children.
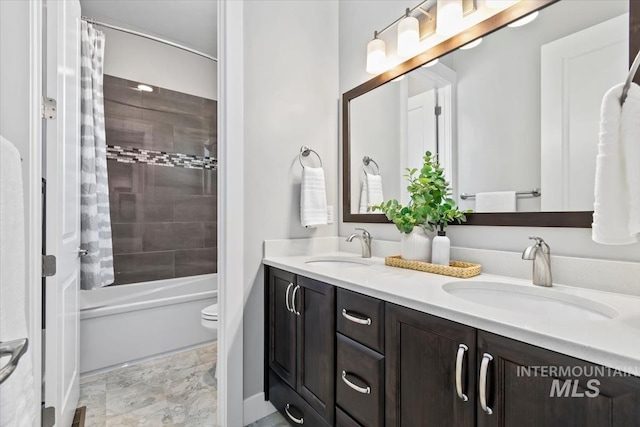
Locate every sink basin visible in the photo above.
<box><xmin>305</xmin><ymin>257</ymin><xmax>373</xmax><ymax>269</ymax></box>
<box><xmin>443</xmin><ymin>281</ymin><xmax>618</xmax><ymax>321</ymax></box>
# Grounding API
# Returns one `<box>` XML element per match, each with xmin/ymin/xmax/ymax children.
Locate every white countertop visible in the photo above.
<box><xmin>264</xmin><ymin>252</ymin><xmax>640</xmax><ymax>375</ymax></box>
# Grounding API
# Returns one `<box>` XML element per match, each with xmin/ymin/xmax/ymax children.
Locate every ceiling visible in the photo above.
<box><xmin>80</xmin><ymin>0</ymin><xmax>218</xmax><ymax>58</ymax></box>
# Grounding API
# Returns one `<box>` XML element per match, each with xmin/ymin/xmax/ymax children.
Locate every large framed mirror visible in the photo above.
<box><xmin>343</xmin><ymin>0</ymin><xmax>638</xmax><ymax>227</ymax></box>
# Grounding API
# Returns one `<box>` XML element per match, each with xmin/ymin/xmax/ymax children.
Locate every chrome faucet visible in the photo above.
<box><xmin>346</xmin><ymin>228</ymin><xmax>372</xmax><ymax>258</ymax></box>
<box><xmin>522</xmin><ymin>236</ymin><xmax>552</xmax><ymax>287</ymax></box>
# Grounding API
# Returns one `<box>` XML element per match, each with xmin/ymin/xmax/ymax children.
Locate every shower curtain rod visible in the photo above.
<box><xmin>81</xmin><ymin>16</ymin><xmax>218</xmax><ymax>62</ymax></box>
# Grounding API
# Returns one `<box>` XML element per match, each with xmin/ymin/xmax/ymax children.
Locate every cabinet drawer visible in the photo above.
<box><xmin>336</xmin><ymin>334</ymin><xmax>384</xmax><ymax>427</ymax></box>
<box><xmin>269</xmin><ymin>370</ymin><xmax>330</xmax><ymax>427</ymax></box>
<box><xmin>336</xmin><ymin>407</ymin><xmax>362</xmax><ymax>427</ymax></box>
<box><xmin>337</xmin><ymin>288</ymin><xmax>384</xmax><ymax>353</ymax></box>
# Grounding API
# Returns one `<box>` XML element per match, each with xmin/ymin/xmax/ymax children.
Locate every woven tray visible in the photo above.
<box><xmin>385</xmin><ymin>255</ymin><xmax>482</xmax><ymax>279</ymax></box>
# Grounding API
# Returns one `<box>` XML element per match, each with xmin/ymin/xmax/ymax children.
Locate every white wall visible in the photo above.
<box><xmin>101</xmin><ymin>27</ymin><xmax>217</xmax><ymax>100</ymax></box>
<box><xmin>338</xmin><ymin>0</ymin><xmax>640</xmax><ymax>263</ymax></box>
<box><xmin>242</xmin><ymin>0</ymin><xmax>339</xmax><ymax>400</ymax></box>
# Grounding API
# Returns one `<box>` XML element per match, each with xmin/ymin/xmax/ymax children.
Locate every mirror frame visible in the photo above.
<box><xmin>343</xmin><ymin>0</ymin><xmax>640</xmax><ymax>227</ymax></box>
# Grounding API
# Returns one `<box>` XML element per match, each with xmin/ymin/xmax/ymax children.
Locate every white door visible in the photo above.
<box><xmin>541</xmin><ymin>14</ymin><xmax>628</xmax><ymax>211</ymax></box>
<box><xmin>44</xmin><ymin>1</ymin><xmax>81</xmax><ymax>425</ymax></box>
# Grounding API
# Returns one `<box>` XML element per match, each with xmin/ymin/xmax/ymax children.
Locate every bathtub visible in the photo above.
<box><xmin>80</xmin><ymin>274</ymin><xmax>217</xmax><ymax>375</ymax></box>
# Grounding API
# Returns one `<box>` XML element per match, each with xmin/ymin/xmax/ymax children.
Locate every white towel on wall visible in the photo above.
<box><xmin>0</xmin><ymin>136</ymin><xmax>36</xmax><ymax>427</ymax></box>
<box><xmin>592</xmin><ymin>82</ymin><xmax>640</xmax><ymax>244</ymax></box>
<box><xmin>301</xmin><ymin>166</ymin><xmax>328</xmax><ymax>227</ymax></box>
<box><xmin>359</xmin><ymin>173</ymin><xmax>385</xmax><ymax>214</ymax></box>
<box><xmin>475</xmin><ymin>191</ymin><xmax>516</xmax><ymax>213</ymax></box>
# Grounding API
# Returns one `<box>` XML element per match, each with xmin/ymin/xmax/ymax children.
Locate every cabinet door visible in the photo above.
<box><xmin>296</xmin><ymin>276</ymin><xmax>336</xmax><ymax>424</ymax></box>
<box><xmin>477</xmin><ymin>331</ymin><xmax>640</xmax><ymax>427</ymax></box>
<box><xmin>268</xmin><ymin>268</ymin><xmax>297</xmax><ymax>388</ymax></box>
<box><xmin>386</xmin><ymin>303</ymin><xmax>476</xmax><ymax>427</ymax></box>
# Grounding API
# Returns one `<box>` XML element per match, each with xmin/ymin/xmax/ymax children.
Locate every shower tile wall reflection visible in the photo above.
<box><xmin>105</xmin><ymin>75</ymin><xmax>217</xmax><ymax>285</ymax></box>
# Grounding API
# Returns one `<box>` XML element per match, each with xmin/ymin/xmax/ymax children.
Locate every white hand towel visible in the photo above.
<box><xmin>366</xmin><ymin>173</ymin><xmax>385</xmax><ymax>208</ymax></box>
<box><xmin>359</xmin><ymin>179</ymin><xmax>369</xmax><ymax>214</ymax></box>
<box><xmin>621</xmin><ymin>83</ymin><xmax>640</xmax><ymax>239</ymax></box>
<box><xmin>0</xmin><ymin>136</ymin><xmax>36</xmax><ymax>427</ymax></box>
<box><xmin>475</xmin><ymin>191</ymin><xmax>516</xmax><ymax>213</ymax></box>
<box><xmin>301</xmin><ymin>166</ymin><xmax>328</xmax><ymax>227</ymax></box>
<box><xmin>359</xmin><ymin>173</ymin><xmax>385</xmax><ymax>213</ymax></box>
<box><xmin>592</xmin><ymin>83</ymin><xmax>639</xmax><ymax>244</ymax></box>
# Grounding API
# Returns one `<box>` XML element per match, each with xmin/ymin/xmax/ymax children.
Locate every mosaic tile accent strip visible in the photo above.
<box><xmin>107</xmin><ymin>145</ymin><xmax>217</xmax><ymax>170</ymax></box>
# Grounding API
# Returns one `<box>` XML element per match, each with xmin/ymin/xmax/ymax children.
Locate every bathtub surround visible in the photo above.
<box><xmin>80</xmin><ymin>22</ymin><xmax>115</xmax><ymax>289</ymax></box>
<box><xmin>104</xmin><ymin>75</ymin><xmax>217</xmax><ymax>285</ymax></box>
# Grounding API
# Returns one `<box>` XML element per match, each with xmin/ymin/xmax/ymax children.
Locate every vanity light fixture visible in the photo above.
<box><xmin>507</xmin><ymin>11</ymin><xmax>539</xmax><ymax>28</ymax></box>
<box><xmin>460</xmin><ymin>37</ymin><xmax>482</xmax><ymax>50</ymax></box>
<box><xmin>422</xmin><ymin>58</ymin><xmax>439</xmax><ymax>67</ymax></box>
<box><xmin>137</xmin><ymin>84</ymin><xmax>153</xmax><ymax>92</ymax></box>
<box><xmin>397</xmin><ymin>8</ymin><xmax>421</xmax><ymax>58</ymax></box>
<box><xmin>436</xmin><ymin>0</ymin><xmax>464</xmax><ymax>37</ymax></box>
<box><xmin>366</xmin><ymin>31</ymin><xmax>388</xmax><ymax>75</ymax></box>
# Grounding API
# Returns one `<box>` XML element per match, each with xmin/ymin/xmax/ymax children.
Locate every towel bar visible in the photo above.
<box><xmin>362</xmin><ymin>156</ymin><xmax>380</xmax><ymax>175</ymax></box>
<box><xmin>460</xmin><ymin>188</ymin><xmax>541</xmax><ymax>200</ymax></box>
<box><xmin>299</xmin><ymin>146</ymin><xmax>322</xmax><ymax>168</ymax></box>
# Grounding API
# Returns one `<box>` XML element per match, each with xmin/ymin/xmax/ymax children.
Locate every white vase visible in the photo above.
<box><xmin>431</xmin><ymin>230</ymin><xmax>451</xmax><ymax>266</ymax></box>
<box><xmin>401</xmin><ymin>227</ymin><xmax>432</xmax><ymax>262</ymax></box>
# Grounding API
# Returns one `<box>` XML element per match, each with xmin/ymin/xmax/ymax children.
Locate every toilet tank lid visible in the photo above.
<box><xmin>202</xmin><ymin>303</ymin><xmax>218</xmax><ymax>318</ymax></box>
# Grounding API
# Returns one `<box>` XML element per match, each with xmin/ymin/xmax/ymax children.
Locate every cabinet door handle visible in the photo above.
<box><xmin>479</xmin><ymin>352</ymin><xmax>494</xmax><ymax>415</ymax></box>
<box><xmin>341</xmin><ymin>370</ymin><xmax>371</xmax><ymax>394</ymax></box>
<box><xmin>285</xmin><ymin>283</ymin><xmax>294</xmax><ymax>313</ymax></box>
<box><xmin>341</xmin><ymin>309</ymin><xmax>372</xmax><ymax>326</ymax></box>
<box><xmin>291</xmin><ymin>285</ymin><xmax>300</xmax><ymax>316</ymax></box>
<box><xmin>455</xmin><ymin>344</ymin><xmax>469</xmax><ymax>402</ymax></box>
<box><xmin>285</xmin><ymin>404</ymin><xmax>304</xmax><ymax>424</ymax></box>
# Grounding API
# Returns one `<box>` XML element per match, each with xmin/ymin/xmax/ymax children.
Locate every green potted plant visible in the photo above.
<box><xmin>371</xmin><ymin>151</ymin><xmax>469</xmax><ymax>263</ymax></box>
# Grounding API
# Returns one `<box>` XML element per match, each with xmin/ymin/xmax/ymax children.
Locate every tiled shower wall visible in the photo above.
<box><xmin>104</xmin><ymin>75</ymin><xmax>217</xmax><ymax>285</ymax></box>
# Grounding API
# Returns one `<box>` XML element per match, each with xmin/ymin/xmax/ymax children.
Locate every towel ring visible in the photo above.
<box><xmin>299</xmin><ymin>146</ymin><xmax>323</xmax><ymax>168</ymax></box>
<box><xmin>621</xmin><ymin>49</ymin><xmax>640</xmax><ymax>106</ymax></box>
<box><xmin>362</xmin><ymin>156</ymin><xmax>380</xmax><ymax>175</ymax></box>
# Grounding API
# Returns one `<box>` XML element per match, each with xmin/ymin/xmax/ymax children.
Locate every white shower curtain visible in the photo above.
<box><xmin>80</xmin><ymin>22</ymin><xmax>114</xmax><ymax>289</ymax></box>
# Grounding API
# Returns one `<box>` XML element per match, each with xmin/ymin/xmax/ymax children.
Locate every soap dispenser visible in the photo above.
<box><xmin>431</xmin><ymin>225</ymin><xmax>451</xmax><ymax>266</ymax></box>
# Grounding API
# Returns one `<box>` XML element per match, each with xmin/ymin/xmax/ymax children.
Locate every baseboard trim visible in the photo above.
<box><xmin>243</xmin><ymin>392</ymin><xmax>276</xmax><ymax>425</ymax></box>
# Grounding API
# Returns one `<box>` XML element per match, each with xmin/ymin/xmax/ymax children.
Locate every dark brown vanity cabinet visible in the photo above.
<box><xmin>385</xmin><ymin>303</ymin><xmax>477</xmax><ymax>427</ymax></box>
<box><xmin>267</xmin><ymin>267</ymin><xmax>335</xmax><ymax>425</ymax></box>
<box><xmin>476</xmin><ymin>331</ymin><xmax>640</xmax><ymax>427</ymax></box>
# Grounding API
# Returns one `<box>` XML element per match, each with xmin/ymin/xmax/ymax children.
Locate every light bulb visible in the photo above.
<box><xmin>507</xmin><ymin>11</ymin><xmax>539</xmax><ymax>28</ymax></box>
<box><xmin>397</xmin><ymin>11</ymin><xmax>420</xmax><ymax>58</ymax></box>
<box><xmin>137</xmin><ymin>84</ymin><xmax>153</xmax><ymax>92</ymax></box>
<box><xmin>422</xmin><ymin>58</ymin><xmax>439</xmax><ymax>68</ymax></box>
<box><xmin>486</xmin><ymin>0</ymin><xmax>518</xmax><ymax>9</ymax></box>
<box><xmin>366</xmin><ymin>36</ymin><xmax>387</xmax><ymax>75</ymax></box>
<box><xmin>436</xmin><ymin>0</ymin><xmax>464</xmax><ymax>37</ymax></box>
<box><xmin>460</xmin><ymin>37</ymin><xmax>482</xmax><ymax>50</ymax></box>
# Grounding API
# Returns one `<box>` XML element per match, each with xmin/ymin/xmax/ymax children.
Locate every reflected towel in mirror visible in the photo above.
<box><xmin>359</xmin><ymin>172</ymin><xmax>385</xmax><ymax>213</ymax></box>
<box><xmin>475</xmin><ymin>191</ymin><xmax>516</xmax><ymax>213</ymax></box>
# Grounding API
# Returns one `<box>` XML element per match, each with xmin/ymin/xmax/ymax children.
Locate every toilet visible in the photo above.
<box><xmin>201</xmin><ymin>303</ymin><xmax>219</xmax><ymax>336</ymax></box>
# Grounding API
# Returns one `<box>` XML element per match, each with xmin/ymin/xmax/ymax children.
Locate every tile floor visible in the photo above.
<box><xmin>79</xmin><ymin>343</ymin><xmax>289</xmax><ymax>426</ymax></box>
<box><xmin>79</xmin><ymin>344</ymin><xmax>217</xmax><ymax>426</ymax></box>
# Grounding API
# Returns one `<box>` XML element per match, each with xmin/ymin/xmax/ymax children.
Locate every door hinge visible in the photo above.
<box><xmin>434</xmin><ymin>106</ymin><xmax>442</xmax><ymax>116</ymax></box>
<box><xmin>42</xmin><ymin>97</ymin><xmax>57</xmax><ymax>120</ymax></box>
<box><xmin>42</xmin><ymin>255</ymin><xmax>56</xmax><ymax>277</ymax></box>
<box><xmin>41</xmin><ymin>406</ymin><xmax>55</xmax><ymax>427</ymax></box>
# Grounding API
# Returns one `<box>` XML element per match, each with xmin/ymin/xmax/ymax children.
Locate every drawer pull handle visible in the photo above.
<box><xmin>285</xmin><ymin>283</ymin><xmax>294</xmax><ymax>313</ymax></box>
<box><xmin>285</xmin><ymin>404</ymin><xmax>304</xmax><ymax>424</ymax></box>
<box><xmin>341</xmin><ymin>370</ymin><xmax>371</xmax><ymax>394</ymax></box>
<box><xmin>455</xmin><ymin>344</ymin><xmax>469</xmax><ymax>402</ymax></box>
<box><xmin>479</xmin><ymin>353</ymin><xmax>494</xmax><ymax>415</ymax></box>
<box><xmin>341</xmin><ymin>309</ymin><xmax>372</xmax><ymax>326</ymax></box>
<box><xmin>291</xmin><ymin>285</ymin><xmax>301</xmax><ymax>316</ymax></box>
